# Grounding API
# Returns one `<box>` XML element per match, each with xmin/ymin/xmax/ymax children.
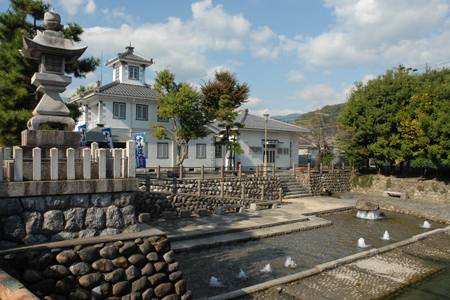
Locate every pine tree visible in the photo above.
<box><xmin>0</xmin><ymin>0</ymin><xmax>99</xmax><ymax>147</ymax></box>
<box><xmin>201</xmin><ymin>70</ymin><xmax>250</xmax><ymax>169</ymax></box>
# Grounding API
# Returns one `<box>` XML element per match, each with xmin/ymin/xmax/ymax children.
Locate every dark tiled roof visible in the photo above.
<box><xmin>118</xmin><ymin>51</ymin><xmax>153</xmax><ymax>64</ymax></box>
<box><xmin>100</xmin><ymin>82</ymin><xmax>158</xmax><ymax>99</ymax></box>
<box><xmin>74</xmin><ymin>81</ymin><xmax>158</xmax><ymax>100</ymax></box>
<box><xmin>211</xmin><ymin>109</ymin><xmax>309</xmax><ymax>133</ymax></box>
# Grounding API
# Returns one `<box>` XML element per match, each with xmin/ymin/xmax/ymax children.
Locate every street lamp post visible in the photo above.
<box><xmin>264</xmin><ymin>113</ymin><xmax>269</xmax><ymax>176</ymax></box>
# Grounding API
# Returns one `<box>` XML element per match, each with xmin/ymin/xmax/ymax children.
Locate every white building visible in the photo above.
<box><xmin>70</xmin><ymin>46</ymin><xmax>308</xmax><ymax>170</ymax></box>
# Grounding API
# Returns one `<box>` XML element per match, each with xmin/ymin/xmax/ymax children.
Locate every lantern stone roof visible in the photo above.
<box><xmin>19</xmin><ymin>8</ymin><xmax>87</xmax><ymax>64</ymax></box>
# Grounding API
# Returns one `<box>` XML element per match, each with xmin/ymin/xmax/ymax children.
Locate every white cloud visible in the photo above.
<box><xmin>84</xmin><ymin>0</ymin><xmax>96</xmax><ymax>14</ymax></box>
<box><xmin>80</xmin><ymin>0</ymin><xmax>279</xmax><ymax>82</ymax></box>
<box><xmin>251</xmin><ymin>26</ymin><xmax>276</xmax><ymax>44</ymax></box>
<box><xmin>324</xmin><ymin>70</ymin><xmax>332</xmax><ymax>75</ymax></box>
<box><xmin>362</xmin><ymin>74</ymin><xmax>376</xmax><ymax>84</ymax></box>
<box><xmin>58</xmin><ymin>0</ymin><xmax>95</xmax><ymax>15</ymax></box>
<box><xmin>112</xmin><ymin>7</ymin><xmax>136</xmax><ymax>24</ymax></box>
<box><xmin>280</xmin><ymin>0</ymin><xmax>450</xmax><ymax>69</ymax></box>
<box><xmin>250</xmin><ymin>109</ymin><xmax>305</xmax><ymax>117</ymax></box>
<box><xmin>243</xmin><ymin>97</ymin><xmax>263</xmax><ymax>108</ymax></box>
<box><xmin>191</xmin><ymin>0</ymin><xmax>251</xmax><ymax>52</ymax></box>
<box><xmin>291</xmin><ymin>83</ymin><xmax>346</xmax><ymax>108</ymax></box>
<box><xmin>58</xmin><ymin>0</ymin><xmax>84</xmax><ymax>15</ymax></box>
<box><xmin>286</xmin><ymin>70</ymin><xmax>306</xmax><ymax>83</ymax></box>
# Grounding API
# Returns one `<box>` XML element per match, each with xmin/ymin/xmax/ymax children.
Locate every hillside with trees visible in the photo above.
<box><xmin>294</xmin><ymin>103</ymin><xmax>345</xmax><ymax>127</ymax></box>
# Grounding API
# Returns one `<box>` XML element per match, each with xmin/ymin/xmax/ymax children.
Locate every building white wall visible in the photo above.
<box><xmin>237</xmin><ymin>130</ymin><xmax>298</xmax><ymax>170</ymax></box>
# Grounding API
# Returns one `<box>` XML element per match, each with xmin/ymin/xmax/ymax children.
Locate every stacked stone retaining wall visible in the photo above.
<box><xmin>0</xmin><ymin>235</ymin><xmax>192</xmax><ymax>300</ymax></box>
<box><xmin>350</xmin><ymin>174</ymin><xmax>450</xmax><ymax>203</ymax></box>
<box><xmin>136</xmin><ymin>177</ymin><xmax>282</xmax><ymax>218</ymax></box>
<box><xmin>0</xmin><ymin>192</ymin><xmax>139</xmax><ymax>249</ymax></box>
<box><xmin>295</xmin><ymin>173</ymin><xmax>353</xmax><ymax>196</ymax></box>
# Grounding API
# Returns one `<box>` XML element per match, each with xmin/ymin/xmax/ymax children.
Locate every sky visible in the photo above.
<box><xmin>3</xmin><ymin>0</ymin><xmax>450</xmax><ymax>119</ymax></box>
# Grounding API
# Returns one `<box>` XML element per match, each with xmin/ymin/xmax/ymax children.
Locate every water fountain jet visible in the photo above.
<box><xmin>355</xmin><ymin>199</ymin><xmax>384</xmax><ymax>220</ymax></box>
<box><xmin>237</xmin><ymin>269</ymin><xmax>248</xmax><ymax>279</ymax></box>
<box><xmin>382</xmin><ymin>230</ymin><xmax>390</xmax><ymax>240</ymax></box>
<box><xmin>358</xmin><ymin>237</ymin><xmax>371</xmax><ymax>248</ymax></box>
<box><xmin>209</xmin><ymin>276</ymin><xmax>225</xmax><ymax>287</ymax></box>
<box><xmin>261</xmin><ymin>263</ymin><xmax>272</xmax><ymax>273</ymax></box>
<box><xmin>285</xmin><ymin>256</ymin><xmax>297</xmax><ymax>268</ymax></box>
<box><xmin>421</xmin><ymin>221</ymin><xmax>431</xmax><ymax>228</ymax></box>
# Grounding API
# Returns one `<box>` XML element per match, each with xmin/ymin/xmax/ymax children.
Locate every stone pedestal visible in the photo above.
<box><xmin>22</xmin><ymin>130</ymin><xmax>80</xmax><ymax>147</ymax></box>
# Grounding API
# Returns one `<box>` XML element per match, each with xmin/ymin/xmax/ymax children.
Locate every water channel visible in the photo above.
<box><xmin>176</xmin><ymin>210</ymin><xmax>447</xmax><ymax>299</ymax></box>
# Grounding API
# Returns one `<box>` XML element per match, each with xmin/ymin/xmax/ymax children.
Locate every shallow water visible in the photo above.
<box><xmin>176</xmin><ymin>210</ymin><xmax>446</xmax><ymax>299</ymax></box>
<box><xmin>386</xmin><ymin>267</ymin><xmax>450</xmax><ymax>300</ymax></box>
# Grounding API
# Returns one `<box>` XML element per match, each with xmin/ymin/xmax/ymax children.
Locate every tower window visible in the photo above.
<box><xmin>129</xmin><ymin>66</ymin><xmax>139</xmax><ymax>80</ymax></box>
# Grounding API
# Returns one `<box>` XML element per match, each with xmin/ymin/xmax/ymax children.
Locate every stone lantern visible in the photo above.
<box><xmin>20</xmin><ymin>8</ymin><xmax>87</xmax><ymax>131</ymax></box>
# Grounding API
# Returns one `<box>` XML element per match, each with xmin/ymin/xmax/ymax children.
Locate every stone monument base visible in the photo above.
<box><xmin>21</xmin><ymin>129</ymin><xmax>80</xmax><ymax>148</ymax></box>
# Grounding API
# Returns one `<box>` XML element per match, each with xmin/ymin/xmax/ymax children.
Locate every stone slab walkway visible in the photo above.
<box><xmin>139</xmin><ymin>196</ymin><xmax>355</xmax><ymax>252</ymax></box>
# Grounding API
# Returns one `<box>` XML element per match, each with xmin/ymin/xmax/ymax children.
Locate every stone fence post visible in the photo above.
<box><xmin>241</xmin><ymin>183</ymin><xmax>245</xmax><ymax>200</ymax></box>
<box><xmin>33</xmin><ymin>147</ymin><xmax>41</xmax><ymax>181</ymax></box>
<box><xmin>83</xmin><ymin>148</ymin><xmax>91</xmax><ymax>179</ymax></box>
<box><xmin>272</xmin><ymin>164</ymin><xmax>275</xmax><ymax>177</ymax></box>
<box><xmin>156</xmin><ymin>165</ymin><xmax>160</xmax><ymax>179</ymax></box>
<box><xmin>201</xmin><ymin>165</ymin><xmax>204</xmax><ymax>179</ymax></box>
<box><xmin>197</xmin><ymin>180</ymin><xmax>201</xmax><ymax>196</ymax></box>
<box><xmin>67</xmin><ymin>148</ymin><xmax>75</xmax><ymax>180</ymax></box>
<box><xmin>98</xmin><ymin>149</ymin><xmax>106</xmax><ymax>179</ymax></box>
<box><xmin>126</xmin><ymin>140</ymin><xmax>136</xmax><ymax>178</ymax></box>
<box><xmin>91</xmin><ymin>142</ymin><xmax>98</xmax><ymax>160</ymax></box>
<box><xmin>50</xmin><ymin>147</ymin><xmax>58</xmax><ymax>180</ymax></box>
<box><xmin>261</xmin><ymin>185</ymin><xmax>265</xmax><ymax>201</ymax></box>
<box><xmin>13</xmin><ymin>146</ymin><xmax>23</xmax><ymax>182</ymax></box>
<box><xmin>307</xmin><ymin>163</ymin><xmax>311</xmax><ymax>177</ymax></box>
<box><xmin>292</xmin><ymin>163</ymin><xmax>296</xmax><ymax>176</ymax></box>
<box><xmin>112</xmin><ymin>149</ymin><xmax>121</xmax><ymax>179</ymax></box>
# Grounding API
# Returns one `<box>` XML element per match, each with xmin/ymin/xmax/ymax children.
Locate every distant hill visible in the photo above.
<box><xmin>271</xmin><ymin>113</ymin><xmax>302</xmax><ymax>123</ymax></box>
<box><xmin>294</xmin><ymin>103</ymin><xmax>346</xmax><ymax>127</ymax></box>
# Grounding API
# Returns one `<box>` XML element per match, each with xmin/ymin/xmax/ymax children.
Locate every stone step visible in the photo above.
<box><xmin>283</xmin><ymin>193</ymin><xmax>311</xmax><ymax>199</ymax></box>
<box><xmin>168</xmin><ymin>216</ymin><xmax>309</xmax><ymax>242</ymax></box>
<box><xmin>171</xmin><ymin>216</ymin><xmax>330</xmax><ymax>252</ymax></box>
<box><xmin>284</xmin><ymin>191</ymin><xmax>309</xmax><ymax>196</ymax></box>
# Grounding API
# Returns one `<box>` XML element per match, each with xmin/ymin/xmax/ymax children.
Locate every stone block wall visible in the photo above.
<box><xmin>295</xmin><ymin>173</ymin><xmax>353</xmax><ymax>196</ymax></box>
<box><xmin>0</xmin><ymin>236</ymin><xmax>192</xmax><ymax>300</ymax></box>
<box><xmin>350</xmin><ymin>175</ymin><xmax>450</xmax><ymax>203</ymax></box>
<box><xmin>0</xmin><ymin>192</ymin><xmax>139</xmax><ymax>249</ymax></box>
<box><xmin>136</xmin><ymin>177</ymin><xmax>282</xmax><ymax>218</ymax></box>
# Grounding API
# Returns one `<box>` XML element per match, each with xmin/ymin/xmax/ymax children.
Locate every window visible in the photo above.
<box><xmin>113</xmin><ymin>102</ymin><xmax>126</xmax><ymax>119</ymax></box>
<box><xmin>215</xmin><ymin>144</ymin><xmax>222</xmax><ymax>158</ymax></box>
<box><xmin>129</xmin><ymin>66</ymin><xmax>139</xmax><ymax>80</ymax></box>
<box><xmin>157</xmin><ymin>106</ymin><xmax>169</xmax><ymax>122</ymax></box>
<box><xmin>157</xmin><ymin>143</ymin><xmax>168</xmax><ymax>158</ymax></box>
<box><xmin>277</xmin><ymin>148</ymin><xmax>283</xmax><ymax>155</ymax></box>
<box><xmin>115</xmin><ymin>67</ymin><xmax>120</xmax><ymax>80</ymax></box>
<box><xmin>136</xmin><ymin>104</ymin><xmax>148</xmax><ymax>120</ymax></box>
<box><xmin>249</xmin><ymin>147</ymin><xmax>262</xmax><ymax>154</ymax></box>
<box><xmin>277</xmin><ymin>148</ymin><xmax>290</xmax><ymax>155</ymax></box>
<box><xmin>284</xmin><ymin>148</ymin><xmax>290</xmax><ymax>155</ymax></box>
<box><xmin>196</xmin><ymin>144</ymin><xmax>206</xmax><ymax>158</ymax></box>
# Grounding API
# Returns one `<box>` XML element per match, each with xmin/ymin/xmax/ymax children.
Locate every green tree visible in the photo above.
<box><xmin>151</xmin><ymin>69</ymin><xmax>210</xmax><ymax>166</ymax></box>
<box><xmin>397</xmin><ymin>68</ymin><xmax>450</xmax><ymax>174</ymax></box>
<box><xmin>0</xmin><ymin>0</ymin><xmax>100</xmax><ymax>146</ymax></box>
<box><xmin>339</xmin><ymin>66</ymin><xmax>418</xmax><ymax>173</ymax></box>
<box><xmin>201</xmin><ymin>69</ymin><xmax>250</xmax><ymax>169</ymax></box>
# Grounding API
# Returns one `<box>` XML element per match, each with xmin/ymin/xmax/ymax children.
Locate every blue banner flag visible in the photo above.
<box><xmin>135</xmin><ymin>133</ymin><xmax>146</xmax><ymax>168</ymax></box>
<box><xmin>101</xmin><ymin>128</ymin><xmax>114</xmax><ymax>148</ymax></box>
<box><xmin>78</xmin><ymin>124</ymin><xmax>87</xmax><ymax>147</ymax></box>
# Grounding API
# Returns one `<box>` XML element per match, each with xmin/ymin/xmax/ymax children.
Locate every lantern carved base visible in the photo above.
<box><xmin>27</xmin><ymin>115</ymin><xmax>75</xmax><ymax>131</ymax></box>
